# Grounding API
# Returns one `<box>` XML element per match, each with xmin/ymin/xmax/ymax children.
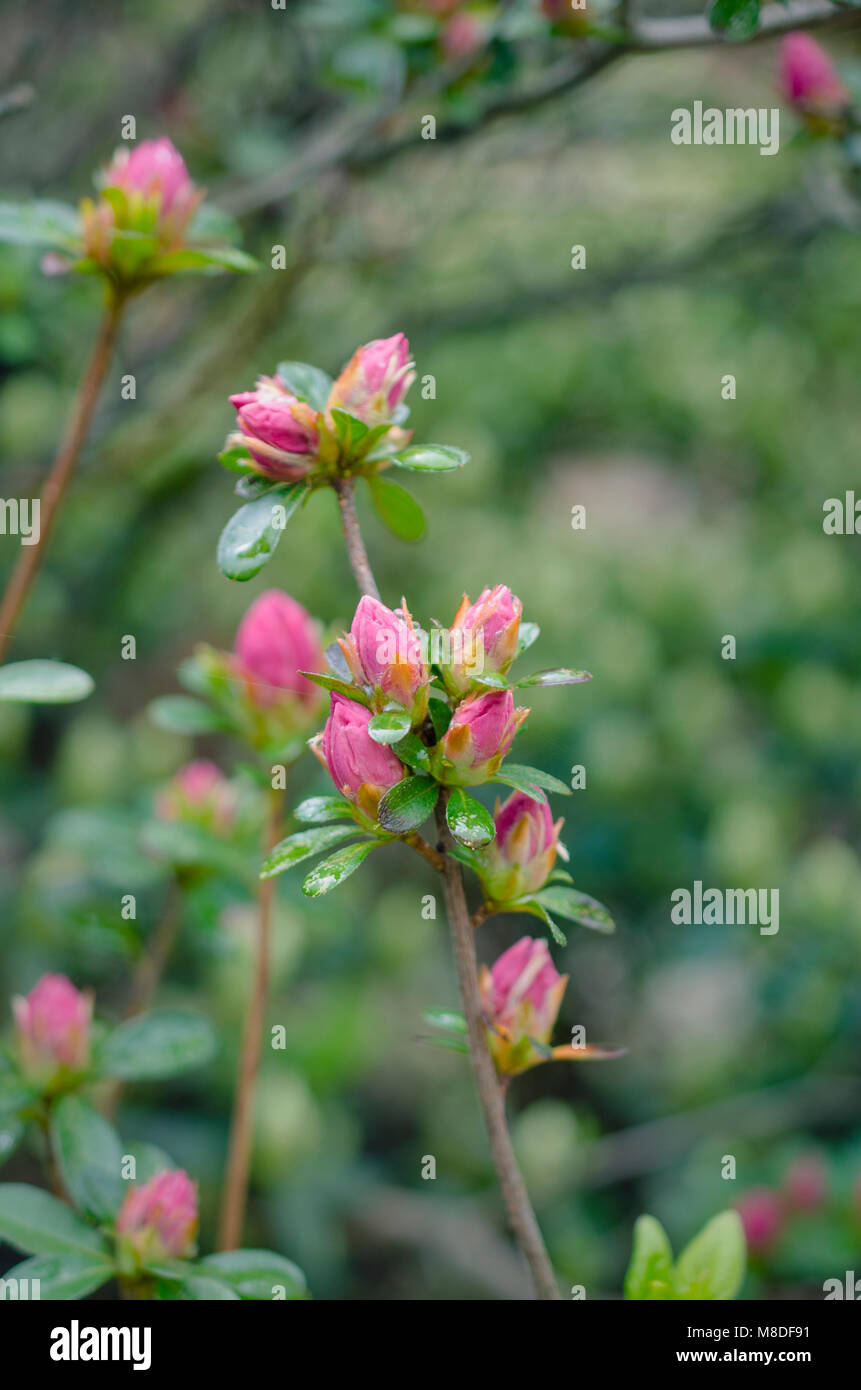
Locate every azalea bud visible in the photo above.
<box><xmin>83</xmin><ymin>138</ymin><xmax>202</xmax><ymax>263</ymax></box>
<box><xmin>156</xmin><ymin>760</ymin><xmax>237</xmax><ymax>834</ymax></box>
<box><xmin>229</xmin><ymin>376</ymin><xmax>319</xmax><ymax>481</ymax></box>
<box><xmin>116</xmin><ymin>1169</ymin><xmax>198</xmax><ymax>1265</ymax></box>
<box><xmin>476</xmin><ymin>790</ymin><xmax>562</xmax><ymax>902</ymax></box>
<box><xmin>318</xmin><ymin>693</ymin><xmax>404</xmax><ymax>818</ymax></box>
<box><xmin>338</xmin><ymin>595</ymin><xmax>428</xmax><ymax>720</ymax></box>
<box><xmin>13</xmin><ymin>974</ymin><xmax>92</xmax><ymax>1079</ymax></box>
<box><xmin>441</xmin><ymin>13</ymin><xmax>488</xmax><ymax>61</ymax></box>
<box><xmin>440</xmin><ymin>689</ymin><xmax>528</xmax><ymax>785</ymax></box>
<box><xmin>478</xmin><ymin>936</ymin><xmax>567</xmax><ymax>1075</ymax></box>
<box><xmin>446</xmin><ymin>585</ymin><xmax>522</xmax><ymax>694</ymax></box>
<box><xmin>783</xmin><ymin>1154</ymin><xmax>827</xmax><ymax>1212</ymax></box>
<box><xmin>779</xmin><ymin>33</ymin><xmax>848</xmax><ymax>121</ymax></box>
<box><xmin>328</xmin><ymin>333</ymin><xmax>415</xmax><ymax>426</ymax></box>
<box><xmin>234</xmin><ymin>589</ymin><xmax>324</xmax><ymax>710</ymax></box>
<box><xmin>736</xmin><ymin>1188</ymin><xmax>783</xmax><ymax>1254</ymax></box>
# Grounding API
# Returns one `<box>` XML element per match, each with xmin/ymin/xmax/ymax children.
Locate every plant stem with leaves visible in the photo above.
<box><xmin>335</xmin><ymin>491</ymin><xmax>560</xmax><ymax>1300</ymax></box>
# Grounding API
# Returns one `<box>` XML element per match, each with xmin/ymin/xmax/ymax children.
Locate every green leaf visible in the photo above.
<box><xmin>391</xmin><ymin>733</ymin><xmax>432</xmax><ymax>773</ymax></box>
<box><xmin>368</xmin><ymin>475</ymin><xmax>426</xmax><ymax>542</ymax></box>
<box><xmin>495</xmin><ymin>763</ymin><xmax>572</xmax><ymax>797</ymax></box>
<box><xmin>532</xmin><ymin>887</ymin><xmax>615</xmax><ymax>934</ymax></box>
<box><xmin>302</xmin><ymin>671</ymin><xmax>371</xmax><ymax>705</ymax></box>
<box><xmin>292</xmin><ymin>795</ymin><xmax>355</xmax><ymax>824</ymax></box>
<box><xmin>470</xmin><ymin>671</ymin><xmax>509</xmax><ymax>691</ymax></box>
<box><xmin>5</xmin><ymin>1252</ymin><xmax>114</xmax><ymax>1300</ymax></box>
<box><xmin>0</xmin><ymin>1184</ymin><xmax>109</xmax><ymax>1257</ymax></box>
<box><xmin>624</xmin><ymin>1215</ymin><xmax>675</xmax><ymax>1301</ymax></box>
<box><xmin>146</xmin><ymin>245</ymin><xmax>259</xmax><ymax>276</ymax></box>
<box><xmin>51</xmin><ymin>1097</ymin><xmax>124</xmax><ymax>1221</ymax></box>
<box><xmin>416</xmin><ymin>1033</ymin><xmax>469</xmax><ymax>1055</ymax></box>
<box><xmin>423</xmin><ymin>1008</ymin><xmax>467</xmax><ymax>1035</ymax></box>
<box><xmin>514</xmin><ymin>668</ymin><xmax>592</xmax><ymax>688</ymax></box>
<box><xmin>330</xmin><ymin>408</ymin><xmax>369</xmax><ymax>454</ymax></box>
<box><xmin>0</xmin><ymin>1113</ymin><xmax>25</xmax><ymax>1167</ymax></box>
<box><xmin>368</xmin><ymin>708</ymin><xmax>411</xmax><ymax>744</ymax></box>
<box><xmin>275</xmin><ymin>361</ymin><xmax>333</xmax><ymax>412</ymax></box>
<box><xmin>0</xmin><ymin>660</ymin><xmax>94</xmax><ymax>704</ymax></box>
<box><xmin>260</xmin><ymin>824</ymin><xmax>359</xmax><ymax>879</ymax></box>
<box><xmin>516</xmin><ymin>897</ymin><xmax>567</xmax><ymax>946</ymax></box>
<box><xmin>139</xmin><ymin>820</ymin><xmax>248</xmax><ymax>879</ymax></box>
<box><xmin>446</xmin><ymin>787</ymin><xmax>495</xmax><ymax>847</ymax></box>
<box><xmin>428</xmin><ymin>696</ymin><xmax>452</xmax><ymax>739</ymax></box>
<box><xmin>302</xmin><ymin>839</ymin><xmax>380</xmax><ymax>896</ymax></box>
<box><xmin>377</xmin><ymin>775</ymin><xmax>438</xmax><ymax>833</ymax></box>
<box><xmin>148</xmin><ymin>695</ymin><xmax>230</xmax><ymax>735</ymax></box>
<box><xmin>96</xmin><ymin>1012</ymin><xmax>216</xmax><ymax>1081</ymax></box>
<box><xmin>390</xmin><ymin>443</ymin><xmax>469</xmax><ymax>472</ymax></box>
<box><xmin>675</xmin><ymin>1211</ymin><xmax>746</xmax><ymax>1300</ymax></box>
<box><xmin>198</xmin><ymin>1248</ymin><xmax>308</xmax><ymax>1300</ymax></box>
<box><xmin>708</xmin><ymin>0</ymin><xmax>761</xmax><ymax>40</ymax></box>
<box><xmin>180</xmin><ymin>1274</ymin><xmax>241</xmax><ymax>1300</ymax></box>
<box><xmin>0</xmin><ymin>199</ymin><xmax>81</xmax><ymax>249</ymax></box>
<box><xmin>216</xmin><ymin>483</ymin><xmax>306</xmax><ymax>582</ymax></box>
<box><xmin>517</xmin><ymin>622</ymin><xmax>540</xmax><ymax>657</ymax></box>
<box><xmin>188</xmin><ymin>202</ymin><xmax>244</xmax><ymax>246</ymax></box>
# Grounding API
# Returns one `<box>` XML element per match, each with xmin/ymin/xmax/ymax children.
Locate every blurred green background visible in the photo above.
<box><xmin>1</xmin><ymin>0</ymin><xmax>860</xmax><ymax>1298</ymax></box>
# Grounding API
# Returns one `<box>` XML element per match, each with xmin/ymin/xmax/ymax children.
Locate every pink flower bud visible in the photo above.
<box><xmin>13</xmin><ymin>974</ymin><xmax>93</xmax><ymax>1079</ymax></box>
<box><xmin>779</xmin><ymin>33</ymin><xmax>848</xmax><ymax>119</ymax></box>
<box><xmin>104</xmin><ymin>138</ymin><xmax>194</xmax><ymax>215</ymax></box>
<box><xmin>116</xmin><ymin>1169</ymin><xmax>198</xmax><ymax>1264</ymax></box>
<box><xmin>476</xmin><ymin>790</ymin><xmax>562</xmax><ymax>902</ymax></box>
<box><xmin>229</xmin><ymin>376</ymin><xmax>319</xmax><ymax>481</ymax></box>
<box><xmin>441</xmin><ymin>13</ymin><xmax>487</xmax><ymax>61</ymax></box>
<box><xmin>234</xmin><ymin>590</ymin><xmax>324</xmax><ymax>709</ymax></box>
<box><xmin>440</xmin><ymin>689</ymin><xmax>528</xmax><ymax>785</ymax></box>
<box><xmin>319</xmin><ymin>693</ymin><xmax>404</xmax><ymax>817</ymax></box>
<box><xmin>479</xmin><ymin>936</ymin><xmax>567</xmax><ymax>1075</ymax></box>
<box><xmin>338</xmin><ymin>595</ymin><xmax>428</xmax><ymax>717</ymax></box>
<box><xmin>156</xmin><ymin>760</ymin><xmax>237</xmax><ymax>833</ymax></box>
<box><xmin>736</xmin><ymin>1188</ymin><xmax>783</xmax><ymax>1254</ymax></box>
<box><xmin>328</xmin><ymin>333</ymin><xmax>415</xmax><ymax>425</ymax></box>
<box><xmin>447</xmin><ymin>585</ymin><xmax>522</xmax><ymax>693</ymax></box>
<box><xmin>783</xmin><ymin>1154</ymin><xmax>827</xmax><ymax>1212</ymax></box>
<box><xmin>85</xmin><ymin>138</ymin><xmax>203</xmax><ymax>261</ymax></box>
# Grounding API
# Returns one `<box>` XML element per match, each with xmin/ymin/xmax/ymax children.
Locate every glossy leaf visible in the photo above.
<box><xmin>302</xmin><ymin>671</ymin><xmax>371</xmax><ymax>706</ymax></box>
<box><xmin>198</xmin><ymin>1248</ymin><xmax>308</xmax><ymax>1300</ymax></box>
<box><xmin>532</xmin><ymin>887</ymin><xmax>615</xmax><ymax>934</ymax></box>
<box><xmin>517</xmin><ymin>621</ymin><xmax>540</xmax><ymax>657</ymax></box>
<box><xmin>260</xmin><ymin>824</ymin><xmax>359</xmax><ymax>878</ymax></box>
<box><xmin>368</xmin><ymin>475</ymin><xmax>426</xmax><ymax>542</ymax></box>
<box><xmin>216</xmin><ymin>483</ymin><xmax>306</xmax><ymax>581</ymax></box>
<box><xmin>428</xmin><ymin>696</ymin><xmax>452</xmax><ymax>739</ymax></box>
<box><xmin>292</xmin><ymin>795</ymin><xmax>355</xmax><ymax>824</ymax></box>
<box><xmin>275</xmin><ymin>360</ymin><xmax>332</xmax><ymax>412</ymax></box>
<box><xmin>302</xmin><ymin>839</ymin><xmax>380</xmax><ymax>896</ymax></box>
<box><xmin>391</xmin><ymin>733</ymin><xmax>432</xmax><ymax>773</ymax></box>
<box><xmin>0</xmin><ymin>199</ymin><xmax>81</xmax><ymax>248</ymax></box>
<box><xmin>377</xmin><ymin>775</ymin><xmax>438</xmax><ymax>833</ymax></box>
<box><xmin>96</xmin><ymin>1012</ymin><xmax>216</xmax><ymax>1081</ymax></box>
<box><xmin>446</xmin><ymin>787</ymin><xmax>495</xmax><ymax>847</ymax></box>
<box><xmin>494</xmin><ymin>763</ymin><xmax>572</xmax><ymax>798</ymax></box>
<box><xmin>675</xmin><ymin>1211</ymin><xmax>746</xmax><ymax>1300</ymax></box>
<box><xmin>624</xmin><ymin>1216</ymin><xmax>675</xmax><ymax>1301</ymax></box>
<box><xmin>0</xmin><ymin>660</ymin><xmax>94</xmax><ymax>704</ymax></box>
<box><xmin>368</xmin><ymin>709</ymin><xmax>411</xmax><ymax>744</ymax></box>
<box><xmin>181</xmin><ymin>1274</ymin><xmax>241</xmax><ymax>1300</ymax></box>
<box><xmin>5</xmin><ymin>1252</ymin><xmax>114</xmax><ymax>1300</ymax></box>
<box><xmin>0</xmin><ymin>1184</ymin><xmax>109</xmax><ymax>1257</ymax></box>
<box><xmin>514</xmin><ymin>668</ymin><xmax>592</xmax><ymax>688</ymax></box>
<box><xmin>390</xmin><ymin>443</ymin><xmax>469</xmax><ymax>472</ymax></box>
<box><xmin>148</xmin><ymin>695</ymin><xmax>230</xmax><ymax>735</ymax></box>
<box><xmin>423</xmin><ymin>1008</ymin><xmax>467</xmax><ymax>1035</ymax></box>
<box><xmin>708</xmin><ymin>0</ymin><xmax>761</xmax><ymax>41</ymax></box>
<box><xmin>51</xmin><ymin>1097</ymin><xmax>124</xmax><ymax>1221</ymax></box>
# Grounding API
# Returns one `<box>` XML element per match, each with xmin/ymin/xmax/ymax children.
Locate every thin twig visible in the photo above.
<box><xmin>333</xmin><ymin>478</ymin><xmax>380</xmax><ymax>601</ymax></box>
<box><xmin>0</xmin><ymin>290</ymin><xmax>125</xmax><ymax>663</ymax></box>
<box><xmin>217</xmin><ymin>782</ymin><xmax>283</xmax><ymax>1250</ymax></box>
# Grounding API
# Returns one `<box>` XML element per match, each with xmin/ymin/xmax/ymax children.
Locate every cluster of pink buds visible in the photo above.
<box><xmin>81</xmin><ymin>138</ymin><xmax>203</xmax><ymax>266</ymax></box>
<box><xmin>337</xmin><ymin>595</ymin><xmax>429</xmax><ymax>724</ymax></box>
<box><xmin>478</xmin><ymin>937</ymin><xmax>568</xmax><ymax>1076</ymax></box>
<box><xmin>13</xmin><ymin>974</ymin><xmax>92</xmax><ymax>1082</ymax></box>
<box><xmin>226</xmin><ymin>334</ymin><xmax>415</xmax><ymax>485</ymax></box>
<box><xmin>116</xmin><ymin>1169</ymin><xmax>199</xmax><ymax>1268</ymax></box>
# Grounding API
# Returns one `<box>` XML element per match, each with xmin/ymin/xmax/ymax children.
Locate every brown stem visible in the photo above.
<box><xmin>471</xmin><ymin>904</ymin><xmax>492</xmax><ymax>931</ymax></box>
<box><xmin>0</xmin><ymin>291</ymin><xmax>125</xmax><ymax>664</ymax></box>
<box><xmin>434</xmin><ymin>798</ymin><xmax>561</xmax><ymax>1300</ymax></box>
<box><xmin>405</xmin><ymin>831</ymin><xmax>445</xmax><ymax>873</ymax></box>
<box><xmin>335</xmin><ymin>492</ymin><xmax>559</xmax><ymax>1300</ymax></box>
<box><xmin>217</xmin><ymin>782</ymin><xmax>283</xmax><ymax>1251</ymax></box>
<box><xmin>333</xmin><ymin>479</ymin><xmax>380</xmax><ymax>601</ymax></box>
